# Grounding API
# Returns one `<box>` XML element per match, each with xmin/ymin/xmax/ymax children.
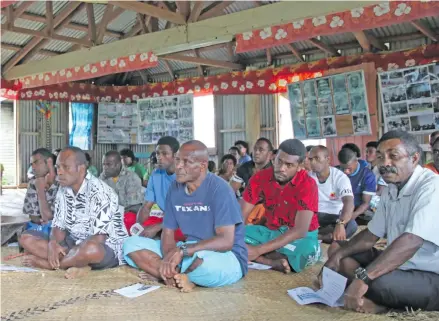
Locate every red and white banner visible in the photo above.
<box><xmin>236</xmin><ymin>1</ymin><xmax>439</xmax><ymax>53</ymax></box>
<box><xmin>2</xmin><ymin>44</ymin><xmax>438</xmax><ymax>102</ymax></box>
<box><xmin>17</xmin><ymin>52</ymin><xmax>158</xmax><ymax>89</ymax></box>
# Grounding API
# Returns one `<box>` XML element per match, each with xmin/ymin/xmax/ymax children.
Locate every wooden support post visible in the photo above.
<box><xmin>245</xmin><ymin>95</ymin><xmax>261</xmax><ymax>150</ymax></box>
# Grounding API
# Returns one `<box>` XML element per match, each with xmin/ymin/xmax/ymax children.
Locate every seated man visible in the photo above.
<box><xmin>217</xmin><ymin>154</ymin><xmax>237</xmax><ymax>182</ymax></box>
<box><xmin>308</xmin><ymin>146</ymin><xmax>355</xmax><ymax>244</ymax></box>
<box><xmin>231</xmin><ymin>138</ymin><xmax>273</xmax><ymax>224</ymax></box>
<box><xmin>338</xmin><ymin>148</ymin><xmax>376</xmax><ymax>221</ymax></box>
<box><xmin>85</xmin><ymin>152</ymin><xmax>99</xmax><ymax>177</ymax></box>
<box><xmin>320</xmin><ymin>131</ymin><xmax>439</xmax><ymax>313</ymax></box>
<box><xmin>235</xmin><ymin>140</ymin><xmax>252</xmax><ymax>165</ymax></box>
<box><xmin>100</xmin><ymin>151</ymin><xmax>144</xmax><ymax>214</ymax></box>
<box><xmin>23</xmin><ymin>148</ymin><xmax>59</xmax><ymax>237</ymax></box>
<box><xmin>131</xmin><ymin>136</ymin><xmax>184</xmax><ymax>241</ymax></box>
<box><xmin>120</xmin><ymin>148</ymin><xmax>147</xmax><ymax>184</ymax></box>
<box><xmin>123</xmin><ymin>141</ymin><xmax>247</xmax><ymax>292</ymax></box>
<box><xmin>241</xmin><ymin>139</ymin><xmax>320</xmax><ymax>274</ymax></box>
<box><xmin>19</xmin><ymin>147</ymin><xmax>128</xmax><ymax>279</ymax></box>
<box><xmin>425</xmin><ymin>132</ymin><xmax>439</xmax><ymax>174</ymax></box>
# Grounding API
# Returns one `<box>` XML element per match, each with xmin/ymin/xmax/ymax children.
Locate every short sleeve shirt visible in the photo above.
<box><xmin>368</xmin><ymin>166</ymin><xmax>439</xmax><ymax>273</ymax></box>
<box><xmin>22</xmin><ymin>179</ymin><xmax>59</xmax><ymax>219</ymax></box>
<box><xmin>231</xmin><ymin>161</ymin><xmax>272</xmax><ymax>197</ymax></box>
<box><xmin>243</xmin><ymin>167</ymin><xmax>319</xmax><ymax>231</ymax></box>
<box><xmin>308</xmin><ymin>167</ymin><xmax>353</xmax><ymax>215</ymax></box>
<box><xmin>164</xmin><ymin>173</ymin><xmax>248</xmax><ymax>275</ymax></box>
<box><xmin>346</xmin><ymin>162</ymin><xmax>376</xmax><ymax>207</ymax></box>
<box><xmin>145</xmin><ymin>169</ymin><xmax>176</xmax><ymax>211</ymax></box>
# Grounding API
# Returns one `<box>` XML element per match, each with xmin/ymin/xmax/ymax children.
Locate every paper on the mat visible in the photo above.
<box><xmin>114</xmin><ymin>283</ymin><xmax>160</xmax><ymax>298</ymax></box>
<box><xmin>287</xmin><ymin>267</ymin><xmax>347</xmax><ymax>307</ymax></box>
<box><xmin>248</xmin><ymin>262</ymin><xmax>272</xmax><ymax>270</ymax></box>
<box><xmin>0</xmin><ymin>264</ymin><xmax>39</xmax><ymax>272</ymax></box>
<box><xmin>7</xmin><ymin>242</ymin><xmax>19</xmax><ymax>247</ymax></box>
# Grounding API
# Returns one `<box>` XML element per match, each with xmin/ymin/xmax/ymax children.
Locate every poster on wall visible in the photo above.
<box><xmin>97</xmin><ymin>103</ymin><xmax>138</xmax><ymax>144</ymax></box>
<box><xmin>287</xmin><ymin>70</ymin><xmax>371</xmax><ymax>139</ymax></box>
<box><xmin>379</xmin><ymin>63</ymin><xmax>439</xmax><ymax>134</ymax></box>
<box><xmin>137</xmin><ymin>94</ymin><xmax>194</xmax><ymax>145</ymax></box>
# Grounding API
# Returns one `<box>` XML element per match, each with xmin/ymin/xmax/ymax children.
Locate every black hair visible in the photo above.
<box><xmin>306</xmin><ymin>145</ymin><xmax>314</xmax><ymax>152</ymax></box>
<box><xmin>32</xmin><ymin>148</ymin><xmax>56</xmax><ymax>164</ymax></box>
<box><xmin>61</xmin><ymin>146</ymin><xmax>87</xmax><ymax>165</ymax></box>
<box><xmin>430</xmin><ymin>130</ymin><xmax>439</xmax><ymax>145</ymax></box>
<box><xmin>366</xmin><ymin>141</ymin><xmax>378</xmax><ymax>149</ymax></box>
<box><xmin>229</xmin><ymin>146</ymin><xmax>240</xmax><ymax>154</ymax></box>
<box><xmin>341</xmin><ymin>143</ymin><xmax>361</xmax><ymax>158</ymax></box>
<box><xmin>338</xmin><ymin>148</ymin><xmax>357</xmax><ymax>164</ymax></box>
<box><xmin>85</xmin><ymin>152</ymin><xmax>92</xmax><ymax>162</ymax></box>
<box><xmin>150</xmin><ymin>151</ymin><xmax>157</xmax><ymax>165</ymax></box>
<box><xmin>120</xmin><ymin>148</ymin><xmax>135</xmax><ymax>160</ymax></box>
<box><xmin>278</xmin><ymin>139</ymin><xmax>306</xmax><ymax>162</ymax></box>
<box><xmin>234</xmin><ymin>140</ymin><xmax>249</xmax><ymax>151</ymax></box>
<box><xmin>272</xmin><ymin>149</ymin><xmax>278</xmax><ymax>155</ymax></box>
<box><xmin>220</xmin><ymin>154</ymin><xmax>237</xmax><ymax>167</ymax></box>
<box><xmin>378</xmin><ymin>130</ymin><xmax>420</xmax><ymax>157</ymax></box>
<box><xmin>256</xmin><ymin>137</ymin><xmax>274</xmax><ymax>151</ymax></box>
<box><xmin>433</xmin><ymin>136</ymin><xmax>439</xmax><ymax>147</ymax></box>
<box><xmin>157</xmin><ymin>136</ymin><xmax>180</xmax><ymax>154</ymax></box>
<box><xmin>208</xmin><ymin>160</ymin><xmax>216</xmax><ymax>172</ymax></box>
<box><xmin>104</xmin><ymin>151</ymin><xmax>121</xmax><ymax>162</ymax></box>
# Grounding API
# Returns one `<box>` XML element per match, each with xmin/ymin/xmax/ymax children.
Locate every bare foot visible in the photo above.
<box><xmin>358</xmin><ymin>297</ymin><xmax>388</xmax><ymax>314</ymax></box>
<box><xmin>138</xmin><ymin>271</ymin><xmax>159</xmax><ymax>282</ymax></box>
<box><xmin>22</xmin><ymin>254</ymin><xmax>51</xmax><ymax>269</ymax></box>
<box><xmin>271</xmin><ymin>258</ymin><xmax>291</xmax><ymax>274</ymax></box>
<box><xmin>174</xmin><ymin>274</ymin><xmax>195</xmax><ymax>293</ymax></box>
<box><xmin>64</xmin><ymin>266</ymin><xmax>91</xmax><ymax>279</ymax></box>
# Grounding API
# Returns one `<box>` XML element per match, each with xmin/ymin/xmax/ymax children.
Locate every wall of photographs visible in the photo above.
<box><xmin>97</xmin><ymin>103</ymin><xmax>138</xmax><ymax>144</ymax></box>
<box><xmin>287</xmin><ymin>70</ymin><xmax>371</xmax><ymax>139</ymax></box>
<box><xmin>379</xmin><ymin>64</ymin><xmax>439</xmax><ymax>134</ymax></box>
<box><xmin>137</xmin><ymin>94</ymin><xmax>194</xmax><ymax>145</ymax></box>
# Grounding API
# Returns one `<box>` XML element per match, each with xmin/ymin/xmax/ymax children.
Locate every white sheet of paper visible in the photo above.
<box><xmin>114</xmin><ymin>283</ymin><xmax>160</xmax><ymax>298</ymax></box>
<box><xmin>287</xmin><ymin>267</ymin><xmax>347</xmax><ymax>307</ymax></box>
<box><xmin>248</xmin><ymin>262</ymin><xmax>272</xmax><ymax>270</ymax></box>
<box><xmin>7</xmin><ymin>242</ymin><xmax>19</xmax><ymax>247</ymax></box>
<box><xmin>0</xmin><ymin>264</ymin><xmax>39</xmax><ymax>272</ymax></box>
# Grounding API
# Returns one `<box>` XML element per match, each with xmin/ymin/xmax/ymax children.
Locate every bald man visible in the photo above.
<box><xmin>308</xmin><ymin>146</ymin><xmax>356</xmax><ymax>243</ymax></box>
<box><xmin>100</xmin><ymin>151</ymin><xmax>144</xmax><ymax>213</ymax></box>
<box><xmin>19</xmin><ymin>147</ymin><xmax>128</xmax><ymax>279</ymax></box>
<box><xmin>123</xmin><ymin>140</ymin><xmax>247</xmax><ymax>292</ymax></box>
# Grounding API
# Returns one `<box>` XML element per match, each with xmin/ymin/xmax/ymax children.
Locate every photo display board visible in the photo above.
<box><xmin>137</xmin><ymin>94</ymin><xmax>194</xmax><ymax>145</ymax></box>
<box><xmin>97</xmin><ymin>103</ymin><xmax>138</xmax><ymax>144</ymax></box>
<box><xmin>379</xmin><ymin>63</ymin><xmax>439</xmax><ymax>134</ymax></box>
<box><xmin>287</xmin><ymin>70</ymin><xmax>371</xmax><ymax>139</ymax></box>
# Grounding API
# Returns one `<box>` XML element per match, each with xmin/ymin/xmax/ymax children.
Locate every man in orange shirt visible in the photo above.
<box><xmin>425</xmin><ymin>136</ymin><xmax>439</xmax><ymax>174</ymax></box>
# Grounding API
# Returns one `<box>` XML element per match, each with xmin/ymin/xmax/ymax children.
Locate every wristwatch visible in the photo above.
<box><xmin>179</xmin><ymin>243</ymin><xmax>189</xmax><ymax>257</ymax></box>
<box><xmin>335</xmin><ymin>219</ymin><xmax>346</xmax><ymax>225</ymax></box>
<box><xmin>354</xmin><ymin>267</ymin><xmax>371</xmax><ymax>285</ymax></box>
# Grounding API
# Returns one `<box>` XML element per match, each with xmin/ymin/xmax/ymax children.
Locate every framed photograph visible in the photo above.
<box><xmin>322</xmin><ymin>116</ymin><xmax>337</xmax><ymax>137</ymax></box>
<box><xmin>317</xmin><ymin>78</ymin><xmax>331</xmax><ymax>98</ymax></box>
<box><xmin>332</xmin><ymin>74</ymin><xmax>347</xmax><ymax>93</ymax></box>
<box><xmin>431</xmin><ymin>81</ymin><xmax>439</xmax><ymax>97</ymax></box>
<box><xmin>350</xmin><ymin>92</ymin><xmax>368</xmax><ymax>113</ymax></box>
<box><xmin>303</xmin><ymin>81</ymin><xmax>317</xmax><ymax>99</ymax></box>
<box><xmin>406</xmin><ymin>82</ymin><xmax>432</xmax><ymax>100</ymax></box>
<box><xmin>287</xmin><ymin>83</ymin><xmax>303</xmax><ymax>104</ymax></box>
<box><xmin>385</xmin><ymin>102</ymin><xmax>408</xmax><ymax>118</ymax></box>
<box><xmin>306</xmin><ymin>118</ymin><xmax>321</xmax><ymax>137</ymax></box>
<box><xmin>410</xmin><ymin>114</ymin><xmax>436</xmax><ymax>132</ymax></box>
<box><xmin>292</xmin><ymin>118</ymin><xmax>307</xmax><ymax>139</ymax></box>
<box><xmin>304</xmin><ymin>99</ymin><xmax>318</xmax><ymax>118</ymax></box>
<box><xmin>387</xmin><ymin>117</ymin><xmax>410</xmax><ymax>131</ymax></box>
<box><xmin>408</xmin><ymin>99</ymin><xmax>434</xmax><ymax>115</ymax></box>
<box><xmin>318</xmin><ymin>97</ymin><xmax>334</xmax><ymax>116</ymax></box>
<box><xmin>334</xmin><ymin>93</ymin><xmax>350</xmax><ymax>115</ymax></box>
<box><xmin>353</xmin><ymin>113</ymin><xmax>370</xmax><ymax>134</ymax></box>
<box><xmin>348</xmin><ymin>72</ymin><xmax>364</xmax><ymax>93</ymax></box>
<box><xmin>382</xmin><ymin>85</ymin><xmax>407</xmax><ymax>103</ymax></box>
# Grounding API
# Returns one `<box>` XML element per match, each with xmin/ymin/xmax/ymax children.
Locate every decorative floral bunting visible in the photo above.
<box><xmin>236</xmin><ymin>1</ymin><xmax>439</xmax><ymax>53</ymax></box>
<box><xmin>1</xmin><ymin>44</ymin><xmax>438</xmax><ymax>103</ymax></box>
<box><xmin>18</xmin><ymin>52</ymin><xmax>158</xmax><ymax>89</ymax></box>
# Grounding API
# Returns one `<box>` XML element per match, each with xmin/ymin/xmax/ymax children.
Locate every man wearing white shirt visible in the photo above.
<box><xmin>308</xmin><ymin>146</ymin><xmax>355</xmax><ymax>244</ymax></box>
<box><xmin>319</xmin><ymin>131</ymin><xmax>439</xmax><ymax>314</ymax></box>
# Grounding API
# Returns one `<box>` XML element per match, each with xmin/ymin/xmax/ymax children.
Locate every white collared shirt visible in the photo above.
<box><xmin>368</xmin><ymin>166</ymin><xmax>439</xmax><ymax>273</ymax></box>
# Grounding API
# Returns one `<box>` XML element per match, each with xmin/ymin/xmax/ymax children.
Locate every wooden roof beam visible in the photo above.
<box><xmin>175</xmin><ymin>1</ymin><xmax>190</xmax><ymax>21</ymax></box>
<box><xmin>162</xmin><ymin>59</ymin><xmax>175</xmax><ymax>79</ymax></box>
<box><xmin>161</xmin><ymin>54</ymin><xmax>243</xmax><ymax>70</ymax></box>
<box><xmin>411</xmin><ymin>19</ymin><xmax>438</xmax><ymax>42</ymax></box>
<box><xmin>285</xmin><ymin>43</ymin><xmax>304</xmax><ymax>62</ymax></box>
<box><xmin>308</xmin><ymin>38</ymin><xmax>339</xmax><ymax>56</ymax></box>
<box><xmin>112</xmin><ymin>1</ymin><xmax>186</xmax><ymax>25</ymax></box>
<box><xmin>188</xmin><ymin>1</ymin><xmax>204</xmax><ymax>23</ymax></box>
<box><xmin>353</xmin><ymin>31</ymin><xmax>386</xmax><ymax>52</ymax></box>
<box><xmin>86</xmin><ymin>3</ymin><xmax>97</xmax><ymax>44</ymax></box>
<box><xmin>46</xmin><ymin>1</ymin><xmax>53</xmax><ymax>37</ymax></box>
<box><xmin>266</xmin><ymin>48</ymin><xmax>272</xmax><ymax>65</ymax></box>
<box><xmin>193</xmin><ymin>49</ymin><xmax>204</xmax><ymax>76</ymax></box>
<box><xmin>1</xmin><ymin>43</ymin><xmax>59</xmax><ymax>56</ymax></box>
<box><xmin>199</xmin><ymin>1</ymin><xmax>235</xmax><ymax>21</ymax></box>
<box><xmin>6</xmin><ymin>5</ymin><xmax>14</xmax><ymax>30</ymax></box>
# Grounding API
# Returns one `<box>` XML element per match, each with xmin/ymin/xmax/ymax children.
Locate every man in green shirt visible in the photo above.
<box><xmin>120</xmin><ymin>148</ymin><xmax>147</xmax><ymax>184</ymax></box>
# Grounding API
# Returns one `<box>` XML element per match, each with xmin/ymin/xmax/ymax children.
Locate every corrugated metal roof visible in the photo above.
<box><xmin>102</xmin><ymin>35</ymin><xmax>119</xmax><ymax>44</ymax></box>
<box><xmin>422</xmin><ymin>16</ymin><xmax>439</xmax><ymax>29</ymax></box>
<box><xmin>1</xmin><ymin>31</ymin><xmax>33</xmax><ymax>46</ymax></box>
<box><xmin>199</xmin><ymin>47</ymin><xmax>230</xmax><ymax>61</ymax></box>
<box><xmin>107</xmin><ymin>10</ymin><xmax>137</xmax><ymax>33</ymax></box>
<box><xmin>169</xmin><ymin>59</ymin><xmax>199</xmax><ymax>71</ymax></box>
<box><xmin>27</xmin><ymin>53</ymin><xmax>50</xmax><ymax>62</ymax></box>
<box><xmin>224</xmin><ymin>1</ymin><xmax>256</xmax><ymax>14</ymax></box>
<box><xmin>1</xmin><ymin>49</ymin><xmax>16</xmax><ymax>65</ymax></box>
<box><xmin>70</xmin><ymin>3</ymin><xmax>107</xmax><ymax>26</ymax></box>
<box><xmin>323</xmin><ymin>32</ymin><xmax>357</xmax><ymax>45</ymax></box>
<box><xmin>26</xmin><ymin>1</ymin><xmax>69</xmax><ymax>16</ymax></box>
<box><xmin>42</xmin><ymin>28</ymin><xmax>87</xmax><ymax>52</ymax></box>
<box><xmin>15</xmin><ymin>18</ymin><xmax>45</xmax><ymax>31</ymax></box>
<box><xmin>370</xmin><ymin>22</ymin><xmax>418</xmax><ymax>38</ymax></box>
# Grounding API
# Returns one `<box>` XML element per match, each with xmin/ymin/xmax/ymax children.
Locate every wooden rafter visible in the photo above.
<box><xmin>188</xmin><ymin>2</ymin><xmax>204</xmax><ymax>23</ymax></box>
<box><xmin>4</xmin><ymin>26</ymin><xmax>92</xmax><ymax>46</ymax></box>
<box><xmin>411</xmin><ymin>19</ymin><xmax>438</xmax><ymax>42</ymax></box>
<box><xmin>226</xmin><ymin>42</ymin><xmax>236</xmax><ymax>62</ymax></box>
<box><xmin>162</xmin><ymin>59</ymin><xmax>175</xmax><ymax>79</ymax></box>
<box><xmin>285</xmin><ymin>43</ymin><xmax>304</xmax><ymax>62</ymax></box>
<box><xmin>266</xmin><ymin>48</ymin><xmax>272</xmax><ymax>65</ymax></box>
<box><xmin>175</xmin><ymin>1</ymin><xmax>190</xmax><ymax>20</ymax></box>
<box><xmin>353</xmin><ymin>31</ymin><xmax>386</xmax><ymax>52</ymax></box>
<box><xmin>161</xmin><ymin>54</ymin><xmax>243</xmax><ymax>70</ymax></box>
<box><xmin>1</xmin><ymin>1</ymin><xmax>33</xmax><ymax>36</ymax></box>
<box><xmin>96</xmin><ymin>4</ymin><xmax>115</xmax><ymax>44</ymax></box>
<box><xmin>6</xmin><ymin>5</ymin><xmax>13</xmax><ymax>30</ymax></box>
<box><xmin>137</xmin><ymin>14</ymin><xmax>149</xmax><ymax>34</ymax></box>
<box><xmin>45</xmin><ymin>1</ymin><xmax>53</xmax><ymax>36</ymax></box>
<box><xmin>112</xmin><ymin>1</ymin><xmax>186</xmax><ymax>25</ymax></box>
<box><xmin>193</xmin><ymin>49</ymin><xmax>204</xmax><ymax>76</ymax></box>
<box><xmin>1</xmin><ymin>43</ymin><xmax>59</xmax><ymax>56</ymax></box>
<box><xmin>199</xmin><ymin>1</ymin><xmax>235</xmax><ymax>21</ymax></box>
<box><xmin>6</xmin><ymin>2</ymin><xmax>84</xmax><ymax>69</ymax></box>
<box><xmin>308</xmin><ymin>38</ymin><xmax>339</xmax><ymax>56</ymax></box>
<box><xmin>86</xmin><ymin>3</ymin><xmax>97</xmax><ymax>44</ymax></box>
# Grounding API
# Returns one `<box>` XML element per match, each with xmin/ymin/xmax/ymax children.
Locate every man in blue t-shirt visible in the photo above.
<box><xmin>338</xmin><ymin>148</ymin><xmax>376</xmax><ymax>220</ymax></box>
<box><xmin>125</xmin><ymin>136</ymin><xmax>184</xmax><ymax>241</ymax></box>
<box><xmin>123</xmin><ymin>140</ymin><xmax>247</xmax><ymax>292</ymax></box>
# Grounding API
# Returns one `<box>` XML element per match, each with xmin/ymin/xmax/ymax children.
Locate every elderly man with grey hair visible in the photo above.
<box><xmin>317</xmin><ymin>130</ymin><xmax>439</xmax><ymax>314</ymax></box>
